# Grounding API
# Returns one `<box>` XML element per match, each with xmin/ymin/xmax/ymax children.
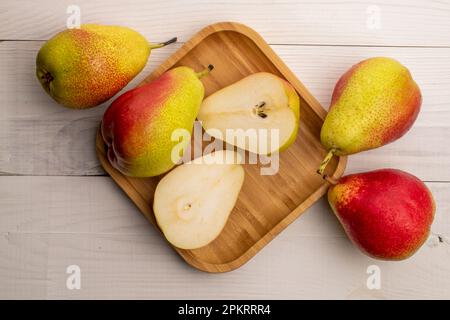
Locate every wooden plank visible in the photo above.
<box><xmin>42</xmin><ymin>232</ymin><xmax>450</xmax><ymax>299</ymax></box>
<box><xmin>0</xmin><ymin>233</ymin><xmax>48</xmax><ymax>299</ymax></box>
<box><xmin>0</xmin><ymin>176</ymin><xmax>448</xmax><ymax>298</ymax></box>
<box><xmin>1</xmin><ymin>176</ymin><xmax>447</xmax><ymax>238</ymax></box>
<box><xmin>0</xmin><ymin>176</ymin><xmax>150</xmax><ymax>235</ymax></box>
<box><xmin>1</xmin><ymin>41</ymin><xmax>449</xmax><ymax>180</ymax></box>
<box><xmin>1</xmin><ymin>0</ymin><xmax>450</xmax><ymax>46</ymax></box>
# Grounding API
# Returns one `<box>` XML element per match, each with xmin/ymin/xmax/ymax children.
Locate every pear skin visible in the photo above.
<box><xmin>101</xmin><ymin>65</ymin><xmax>213</xmax><ymax>177</ymax></box>
<box><xmin>280</xmin><ymin>79</ymin><xmax>300</xmax><ymax>152</ymax></box>
<box><xmin>36</xmin><ymin>24</ymin><xmax>176</xmax><ymax>109</ymax></box>
<box><xmin>328</xmin><ymin>169</ymin><xmax>435</xmax><ymax>260</ymax></box>
<box><xmin>318</xmin><ymin>57</ymin><xmax>421</xmax><ymax>175</ymax></box>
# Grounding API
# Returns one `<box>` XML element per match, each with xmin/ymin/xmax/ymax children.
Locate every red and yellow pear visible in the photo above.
<box><xmin>101</xmin><ymin>65</ymin><xmax>213</xmax><ymax>177</ymax></box>
<box><xmin>328</xmin><ymin>169</ymin><xmax>435</xmax><ymax>260</ymax></box>
<box><xmin>36</xmin><ymin>24</ymin><xmax>176</xmax><ymax>108</ymax></box>
<box><xmin>318</xmin><ymin>57</ymin><xmax>422</xmax><ymax>174</ymax></box>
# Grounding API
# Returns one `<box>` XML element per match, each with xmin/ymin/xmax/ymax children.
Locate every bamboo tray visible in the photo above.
<box><xmin>96</xmin><ymin>22</ymin><xmax>347</xmax><ymax>273</ymax></box>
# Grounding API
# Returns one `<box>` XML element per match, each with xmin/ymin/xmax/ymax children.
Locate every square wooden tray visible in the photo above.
<box><xmin>96</xmin><ymin>22</ymin><xmax>347</xmax><ymax>273</ymax></box>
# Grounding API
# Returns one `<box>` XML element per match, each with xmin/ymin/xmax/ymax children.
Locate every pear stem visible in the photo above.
<box><xmin>317</xmin><ymin>148</ymin><xmax>335</xmax><ymax>176</ymax></box>
<box><xmin>196</xmin><ymin>64</ymin><xmax>214</xmax><ymax>78</ymax></box>
<box><xmin>148</xmin><ymin>37</ymin><xmax>178</xmax><ymax>50</ymax></box>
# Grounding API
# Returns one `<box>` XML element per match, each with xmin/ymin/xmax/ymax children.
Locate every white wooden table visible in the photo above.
<box><xmin>1</xmin><ymin>0</ymin><xmax>449</xmax><ymax>299</ymax></box>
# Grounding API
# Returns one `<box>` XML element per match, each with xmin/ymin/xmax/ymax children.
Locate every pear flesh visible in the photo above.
<box><xmin>153</xmin><ymin>151</ymin><xmax>245</xmax><ymax>250</ymax></box>
<box><xmin>198</xmin><ymin>72</ymin><xmax>300</xmax><ymax>155</ymax></box>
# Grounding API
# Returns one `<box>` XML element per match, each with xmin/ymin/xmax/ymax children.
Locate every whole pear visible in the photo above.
<box><xmin>101</xmin><ymin>65</ymin><xmax>213</xmax><ymax>177</ymax></box>
<box><xmin>318</xmin><ymin>57</ymin><xmax>421</xmax><ymax>175</ymax></box>
<box><xmin>36</xmin><ymin>24</ymin><xmax>176</xmax><ymax>109</ymax></box>
<box><xmin>328</xmin><ymin>169</ymin><xmax>435</xmax><ymax>260</ymax></box>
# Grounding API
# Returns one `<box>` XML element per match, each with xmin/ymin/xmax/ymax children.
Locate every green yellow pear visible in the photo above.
<box><xmin>101</xmin><ymin>65</ymin><xmax>214</xmax><ymax>177</ymax></box>
<box><xmin>36</xmin><ymin>24</ymin><xmax>176</xmax><ymax>109</ymax></box>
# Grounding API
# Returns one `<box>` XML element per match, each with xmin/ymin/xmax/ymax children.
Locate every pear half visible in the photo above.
<box><xmin>153</xmin><ymin>150</ymin><xmax>245</xmax><ymax>250</ymax></box>
<box><xmin>197</xmin><ymin>72</ymin><xmax>300</xmax><ymax>155</ymax></box>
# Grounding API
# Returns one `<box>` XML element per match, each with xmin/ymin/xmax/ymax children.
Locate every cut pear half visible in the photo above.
<box><xmin>153</xmin><ymin>150</ymin><xmax>245</xmax><ymax>250</ymax></box>
<box><xmin>198</xmin><ymin>72</ymin><xmax>300</xmax><ymax>155</ymax></box>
